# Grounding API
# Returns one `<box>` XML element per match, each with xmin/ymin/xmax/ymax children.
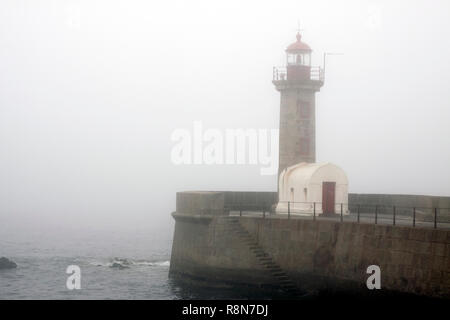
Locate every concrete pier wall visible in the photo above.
<box><xmin>169</xmin><ymin>214</ymin><xmax>276</xmax><ymax>287</ymax></box>
<box><xmin>169</xmin><ymin>191</ymin><xmax>450</xmax><ymax>298</ymax></box>
<box><xmin>239</xmin><ymin>217</ymin><xmax>450</xmax><ymax>297</ymax></box>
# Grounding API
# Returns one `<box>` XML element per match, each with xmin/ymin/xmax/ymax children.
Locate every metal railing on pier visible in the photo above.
<box><xmin>225</xmin><ymin>201</ymin><xmax>450</xmax><ymax>229</ymax></box>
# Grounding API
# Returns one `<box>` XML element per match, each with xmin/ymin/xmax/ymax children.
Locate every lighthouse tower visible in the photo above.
<box><xmin>273</xmin><ymin>32</ymin><xmax>324</xmax><ymax>176</ymax></box>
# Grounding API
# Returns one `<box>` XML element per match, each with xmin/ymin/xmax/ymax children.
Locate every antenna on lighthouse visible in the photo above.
<box><xmin>295</xmin><ymin>20</ymin><xmax>304</xmax><ymax>34</ymax></box>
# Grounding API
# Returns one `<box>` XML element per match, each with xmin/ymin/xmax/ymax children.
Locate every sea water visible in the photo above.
<box><xmin>0</xmin><ymin>222</ymin><xmax>276</xmax><ymax>300</ymax></box>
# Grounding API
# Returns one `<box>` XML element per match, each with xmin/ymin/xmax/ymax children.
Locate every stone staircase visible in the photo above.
<box><xmin>225</xmin><ymin>217</ymin><xmax>304</xmax><ymax>297</ymax></box>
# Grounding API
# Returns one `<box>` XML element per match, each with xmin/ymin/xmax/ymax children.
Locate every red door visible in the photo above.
<box><xmin>322</xmin><ymin>182</ymin><xmax>336</xmax><ymax>215</ymax></box>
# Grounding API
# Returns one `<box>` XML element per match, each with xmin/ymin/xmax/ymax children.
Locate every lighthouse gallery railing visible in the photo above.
<box><xmin>273</xmin><ymin>66</ymin><xmax>324</xmax><ymax>82</ymax></box>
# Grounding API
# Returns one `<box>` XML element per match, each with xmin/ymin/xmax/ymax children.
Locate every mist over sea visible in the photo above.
<box><xmin>0</xmin><ymin>222</ymin><xmax>170</xmax><ymax>299</ymax></box>
<box><xmin>0</xmin><ymin>221</ymin><xmax>283</xmax><ymax>300</ymax></box>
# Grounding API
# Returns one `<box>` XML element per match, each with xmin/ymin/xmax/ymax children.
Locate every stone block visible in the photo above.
<box><xmin>360</xmin><ymin>224</ymin><xmax>375</xmax><ymax>236</ymax></box>
<box><xmin>409</xmin><ymin>228</ymin><xmax>428</xmax><ymax>241</ymax></box>
<box><xmin>176</xmin><ymin>191</ymin><xmax>225</xmax><ymax>216</ymax></box>
<box><xmin>391</xmin><ymin>227</ymin><xmax>410</xmax><ymax>239</ymax></box>
<box><xmin>432</xmin><ymin>242</ymin><xmax>446</xmax><ymax>257</ymax></box>
<box><xmin>432</xmin><ymin>255</ymin><xmax>445</xmax><ymax>270</ymax></box>
<box><xmin>431</xmin><ymin>230</ymin><xmax>448</xmax><ymax>243</ymax></box>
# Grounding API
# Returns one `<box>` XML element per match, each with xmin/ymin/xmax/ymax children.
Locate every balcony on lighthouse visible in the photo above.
<box><xmin>273</xmin><ymin>32</ymin><xmax>323</xmax><ymax>85</ymax></box>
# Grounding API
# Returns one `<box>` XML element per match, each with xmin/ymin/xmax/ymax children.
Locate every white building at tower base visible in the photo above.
<box><xmin>276</xmin><ymin>162</ymin><xmax>349</xmax><ymax>216</ymax></box>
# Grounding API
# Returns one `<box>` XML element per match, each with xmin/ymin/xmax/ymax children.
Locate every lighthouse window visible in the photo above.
<box><xmin>290</xmin><ymin>53</ymin><xmax>297</xmax><ymax>65</ymax></box>
<box><xmin>287</xmin><ymin>53</ymin><xmax>311</xmax><ymax>66</ymax></box>
<box><xmin>303</xmin><ymin>53</ymin><xmax>311</xmax><ymax>66</ymax></box>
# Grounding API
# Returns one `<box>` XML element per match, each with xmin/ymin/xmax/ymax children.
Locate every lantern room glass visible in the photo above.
<box><xmin>287</xmin><ymin>52</ymin><xmax>311</xmax><ymax>66</ymax></box>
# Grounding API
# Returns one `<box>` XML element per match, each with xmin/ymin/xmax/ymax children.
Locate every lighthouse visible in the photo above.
<box><xmin>274</xmin><ymin>33</ymin><xmax>349</xmax><ymax>216</ymax></box>
<box><xmin>273</xmin><ymin>32</ymin><xmax>324</xmax><ymax>176</ymax></box>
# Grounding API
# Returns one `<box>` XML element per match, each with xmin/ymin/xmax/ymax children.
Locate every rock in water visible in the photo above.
<box><xmin>114</xmin><ymin>258</ymin><xmax>131</xmax><ymax>266</ymax></box>
<box><xmin>0</xmin><ymin>257</ymin><xmax>17</xmax><ymax>269</ymax></box>
<box><xmin>110</xmin><ymin>262</ymin><xmax>129</xmax><ymax>270</ymax></box>
<box><xmin>108</xmin><ymin>257</ymin><xmax>131</xmax><ymax>270</ymax></box>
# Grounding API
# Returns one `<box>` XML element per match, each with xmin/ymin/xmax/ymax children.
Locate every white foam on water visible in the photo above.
<box><xmin>133</xmin><ymin>260</ymin><xmax>170</xmax><ymax>267</ymax></box>
<box><xmin>87</xmin><ymin>258</ymin><xmax>170</xmax><ymax>268</ymax></box>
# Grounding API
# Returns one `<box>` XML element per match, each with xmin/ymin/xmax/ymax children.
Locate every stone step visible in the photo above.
<box><xmin>272</xmin><ymin>272</ymin><xmax>285</xmax><ymax>277</ymax></box>
<box><xmin>272</xmin><ymin>270</ymin><xmax>286</xmax><ymax>275</ymax></box>
<box><xmin>265</xmin><ymin>262</ymin><xmax>279</xmax><ymax>267</ymax></box>
<box><xmin>262</xmin><ymin>264</ymin><xmax>278</xmax><ymax>269</ymax></box>
<box><xmin>265</xmin><ymin>267</ymin><xmax>281</xmax><ymax>272</ymax></box>
<box><xmin>228</xmin><ymin>218</ymin><xmax>301</xmax><ymax>296</ymax></box>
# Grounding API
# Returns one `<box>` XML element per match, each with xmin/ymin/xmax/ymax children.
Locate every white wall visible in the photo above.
<box><xmin>276</xmin><ymin>163</ymin><xmax>349</xmax><ymax>215</ymax></box>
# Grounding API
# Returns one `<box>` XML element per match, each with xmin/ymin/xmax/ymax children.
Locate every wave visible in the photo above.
<box><xmin>88</xmin><ymin>258</ymin><xmax>170</xmax><ymax>268</ymax></box>
<box><xmin>133</xmin><ymin>260</ymin><xmax>170</xmax><ymax>267</ymax></box>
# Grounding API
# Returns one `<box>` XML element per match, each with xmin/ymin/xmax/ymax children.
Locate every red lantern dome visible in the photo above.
<box><xmin>286</xmin><ymin>33</ymin><xmax>312</xmax><ymax>53</ymax></box>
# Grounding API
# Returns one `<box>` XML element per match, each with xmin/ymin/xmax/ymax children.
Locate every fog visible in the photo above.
<box><xmin>1</xmin><ymin>0</ymin><xmax>449</xmax><ymax>234</ymax></box>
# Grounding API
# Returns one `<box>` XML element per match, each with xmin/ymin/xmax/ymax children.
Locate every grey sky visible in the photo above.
<box><xmin>0</xmin><ymin>0</ymin><xmax>449</xmax><ymax>230</ymax></box>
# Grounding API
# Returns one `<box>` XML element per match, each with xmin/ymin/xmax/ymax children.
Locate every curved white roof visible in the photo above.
<box><xmin>279</xmin><ymin>162</ymin><xmax>348</xmax><ymax>189</ymax></box>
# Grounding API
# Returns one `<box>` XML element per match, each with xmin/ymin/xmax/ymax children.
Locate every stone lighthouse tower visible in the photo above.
<box><xmin>273</xmin><ymin>32</ymin><xmax>324</xmax><ymax>176</ymax></box>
